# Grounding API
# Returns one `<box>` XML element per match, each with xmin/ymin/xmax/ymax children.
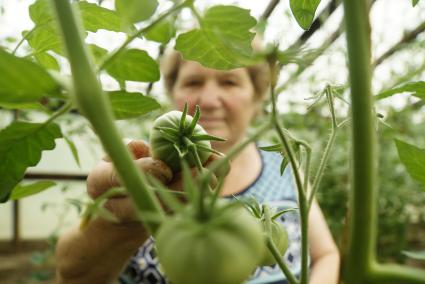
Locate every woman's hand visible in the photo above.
<box><xmin>86</xmin><ymin>140</ymin><xmax>173</xmax><ymax>224</ymax></box>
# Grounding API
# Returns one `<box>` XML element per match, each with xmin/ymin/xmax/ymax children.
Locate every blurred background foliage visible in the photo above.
<box><xmin>272</xmin><ymin>97</ymin><xmax>425</xmax><ymax>263</ymax></box>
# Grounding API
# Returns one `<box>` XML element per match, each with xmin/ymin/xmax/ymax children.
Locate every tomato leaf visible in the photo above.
<box><xmin>108</xmin><ymin>91</ymin><xmax>161</xmax><ymax>119</ymax></box>
<box><xmin>175</xmin><ymin>5</ymin><xmax>257</xmax><ymax>70</ymax></box>
<box><xmin>395</xmin><ymin>139</ymin><xmax>425</xmax><ymax>189</ymax></box>
<box><xmin>64</xmin><ymin>136</ymin><xmax>81</xmax><ymax>168</ymax></box>
<box><xmin>375</xmin><ymin>81</ymin><xmax>425</xmax><ymax>100</ymax></box>
<box><xmin>0</xmin><ymin>102</ymin><xmax>46</xmax><ymax>110</ymax></box>
<box><xmin>259</xmin><ymin>144</ymin><xmax>283</xmax><ymax>152</ymax></box>
<box><xmin>115</xmin><ymin>0</ymin><xmax>158</xmax><ymax>25</ymax></box>
<box><xmin>289</xmin><ymin>0</ymin><xmax>321</xmax><ymax>30</ymax></box>
<box><xmin>34</xmin><ymin>52</ymin><xmax>60</xmax><ymax>71</ymax></box>
<box><xmin>0</xmin><ymin>122</ymin><xmax>62</xmax><ymax>202</ymax></box>
<box><xmin>402</xmin><ymin>250</ymin><xmax>425</xmax><ymax>260</ymax></box>
<box><xmin>9</xmin><ymin>181</ymin><xmax>56</xmax><ymax>201</ymax></box>
<box><xmin>29</xmin><ymin>0</ymin><xmax>54</xmax><ymax>25</ymax></box>
<box><xmin>26</xmin><ymin>24</ymin><xmax>64</xmax><ymax>55</ymax></box>
<box><xmin>78</xmin><ymin>1</ymin><xmax>124</xmax><ymax>33</ymax></box>
<box><xmin>145</xmin><ymin>16</ymin><xmax>176</xmax><ymax>44</ymax></box>
<box><xmin>106</xmin><ymin>49</ymin><xmax>160</xmax><ymax>82</ymax></box>
<box><xmin>88</xmin><ymin>44</ymin><xmax>108</xmax><ymax>64</ymax></box>
<box><xmin>0</xmin><ymin>49</ymin><xmax>61</xmax><ymax>103</ymax></box>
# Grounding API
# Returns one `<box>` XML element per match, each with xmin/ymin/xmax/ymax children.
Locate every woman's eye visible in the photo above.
<box><xmin>222</xmin><ymin>80</ymin><xmax>237</xmax><ymax>86</ymax></box>
<box><xmin>184</xmin><ymin>80</ymin><xmax>202</xmax><ymax>87</ymax></box>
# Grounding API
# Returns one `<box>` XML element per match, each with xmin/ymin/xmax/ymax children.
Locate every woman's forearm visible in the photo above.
<box><xmin>55</xmin><ymin>217</ymin><xmax>148</xmax><ymax>284</ymax></box>
<box><xmin>309</xmin><ymin>250</ymin><xmax>340</xmax><ymax>284</ymax></box>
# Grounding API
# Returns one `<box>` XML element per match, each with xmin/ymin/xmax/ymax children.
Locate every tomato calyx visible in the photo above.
<box><xmin>150</xmin><ymin>103</ymin><xmax>225</xmax><ymax>172</ymax></box>
<box><xmin>239</xmin><ymin>196</ymin><xmax>295</xmax><ymax>266</ymax></box>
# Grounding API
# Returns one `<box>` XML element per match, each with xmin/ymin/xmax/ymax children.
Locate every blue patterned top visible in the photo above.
<box><xmin>119</xmin><ymin>149</ymin><xmax>302</xmax><ymax>284</ymax></box>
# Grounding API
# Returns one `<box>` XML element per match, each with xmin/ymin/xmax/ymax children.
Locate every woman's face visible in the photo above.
<box><xmin>171</xmin><ymin>61</ymin><xmax>258</xmax><ymax>151</ymax></box>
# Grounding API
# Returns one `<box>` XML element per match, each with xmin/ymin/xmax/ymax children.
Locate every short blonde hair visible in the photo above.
<box><xmin>161</xmin><ymin>51</ymin><xmax>270</xmax><ymax>102</ymax></box>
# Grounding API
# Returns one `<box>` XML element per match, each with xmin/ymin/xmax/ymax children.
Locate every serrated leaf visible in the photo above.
<box><xmin>395</xmin><ymin>139</ymin><xmax>425</xmax><ymax>188</ymax></box>
<box><xmin>115</xmin><ymin>0</ymin><xmax>158</xmax><ymax>25</ymax></box>
<box><xmin>106</xmin><ymin>49</ymin><xmax>160</xmax><ymax>82</ymax></box>
<box><xmin>34</xmin><ymin>52</ymin><xmax>60</xmax><ymax>71</ymax></box>
<box><xmin>289</xmin><ymin>0</ymin><xmax>321</xmax><ymax>30</ymax></box>
<box><xmin>376</xmin><ymin>81</ymin><xmax>425</xmax><ymax>100</ymax></box>
<box><xmin>0</xmin><ymin>122</ymin><xmax>62</xmax><ymax>202</ymax></box>
<box><xmin>9</xmin><ymin>181</ymin><xmax>56</xmax><ymax>201</ymax></box>
<box><xmin>88</xmin><ymin>44</ymin><xmax>108</xmax><ymax>64</ymax></box>
<box><xmin>0</xmin><ymin>49</ymin><xmax>61</xmax><ymax>103</ymax></box>
<box><xmin>145</xmin><ymin>16</ymin><xmax>176</xmax><ymax>44</ymax></box>
<box><xmin>402</xmin><ymin>250</ymin><xmax>425</xmax><ymax>260</ymax></box>
<box><xmin>0</xmin><ymin>102</ymin><xmax>46</xmax><ymax>110</ymax></box>
<box><xmin>29</xmin><ymin>0</ymin><xmax>54</xmax><ymax>25</ymax></box>
<box><xmin>27</xmin><ymin>24</ymin><xmax>63</xmax><ymax>55</ymax></box>
<box><xmin>175</xmin><ymin>5</ymin><xmax>257</xmax><ymax>70</ymax></box>
<box><xmin>64</xmin><ymin>136</ymin><xmax>81</xmax><ymax>168</ymax></box>
<box><xmin>277</xmin><ymin>45</ymin><xmax>323</xmax><ymax>68</ymax></box>
<box><xmin>108</xmin><ymin>91</ymin><xmax>161</xmax><ymax>119</ymax></box>
<box><xmin>77</xmin><ymin>1</ymin><xmax>123</xmax><ymax>33</ymax></box>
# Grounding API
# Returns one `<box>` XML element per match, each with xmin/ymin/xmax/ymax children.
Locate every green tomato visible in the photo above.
<box><xmin>259</xmin><ymin>220</ymin><xmax>289</xmax><ymax>266</ymax></box>
<box><xmin>155</xmin><ymin>202</ymin><xmax>265</xmax><ymax>284</ymax></box>
<box><xmin>150</xmin><ymin>110</ymin><xmax>211</xmax><ymax>172</ymax></box>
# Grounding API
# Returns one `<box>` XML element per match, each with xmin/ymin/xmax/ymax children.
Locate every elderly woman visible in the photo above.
<box><xmin>55</xmin><ymin>52</ymin><xmax>340</xmax><ymax>284</ymax></box>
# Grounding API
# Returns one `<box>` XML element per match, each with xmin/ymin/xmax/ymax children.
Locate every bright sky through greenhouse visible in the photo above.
<box><xmin>0</xmin><ymin>0</ymin><xmax>424</xmax><ymax>112</ymax></box>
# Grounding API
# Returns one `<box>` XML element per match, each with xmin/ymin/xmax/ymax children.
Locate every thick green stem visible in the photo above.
<box><xmin>264</xmin><ymin>205</ymin><xmax>299</xmax><ymax>284</ymax></box>
<box><xmin>368</xmin><ymin>263</ymin><xmax>425</xmax><ymax>284</ymax></box>
<box><xmin>51</xmin><ymin>0</ymin><xmax>164</xmax><ymax>235</ymax></box>
<box><xmin>342</xmin><ymin>0</ymin><xmax>377</xmax><ymax>283</ymax></box>
<box><xmin>97</xmin><ymin>1</ymin><xmax>189</xmax><ymax>71</ymax></box>
<box><xmin>268</xmin><ymin>60</ymin><xmax>308</xmax><ymax>284</ymax></box>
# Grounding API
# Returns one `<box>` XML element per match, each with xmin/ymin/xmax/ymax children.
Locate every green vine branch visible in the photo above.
<box><xmin>307</xmin><ymin>86</ymin><xmax>338</xmax><ymax>211</ymax></box>
<box><xmin>267</xmin><ymin>52</ymin><xmax>309</xmax><ymax>284</ymax></box>
<box><xmin>50</xmin><ymin>0</ymin><xmax>165</xmax><ymax>235</ymax></box>
<box><xmin>264</xmin><ymin>204</ymin><xmax>299</xmax><ymax>284</ymax></box>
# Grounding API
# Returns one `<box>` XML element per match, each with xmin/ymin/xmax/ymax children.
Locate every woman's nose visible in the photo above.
<box><xmin>197</xmin><ymin>81</ymin><xmax>222</xmax><ymax>109</ymax></box>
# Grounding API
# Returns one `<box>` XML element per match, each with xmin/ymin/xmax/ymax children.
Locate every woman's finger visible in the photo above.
<box><xmin>87</xmin><ymin>158</ymin><xmax>173</xmax><ymax>199</ymax></box>
<box><xmin>102</xmin><ymin>140</ymin><xmax>150</xmax><ymax>162</ymax></box>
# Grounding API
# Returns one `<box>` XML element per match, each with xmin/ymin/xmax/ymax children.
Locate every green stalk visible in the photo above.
<box><xmin>97</xmin><ymin>1</ymin><xmax>189</xmax><ymax>71</ymax></box>
<box><xmin>42</xmin><ymin>101</ymin><xmax>72</xmax><ymax>126</ymax></box>
<box><xmin>369</xmin><ymin>264</ymin><xmax>425</xmax><ymax>284</ymax></box>
<box><xmin>50</xmin><ymin>0</ymin><xmax>164</xmax><ymax>234</ymax></box>
<box><xmin>12</xmin><ymin>24</ymin><xmax>42</xmax><ymax>55</ymax></box>
<box><xmin>264</xmin><ymin>205</ymin><xmax>299</xmax><ymax>284</ymax></box>
<box><xmin>342</xmin><ymin>0</ymin><xmax>377</xmax><ymax>283</ymax></box>
<box><xmin>187</xmin><ymin>140</ymin><xmax>208</xmax><ymax>219</ymax></box>
<box><xmin>300</xmin><ymin>142</ymin><xmax>312</xmax><ymax>191</ymax></box>
<box><xmin>268</xmin><ymin>58</ymin><xmax>308</xmax><ymax>284</ymax></box>
<box><xmin>307</xmin><ymin>87</ymin><xmax>337</xmax><ymax>211</ymax></box>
